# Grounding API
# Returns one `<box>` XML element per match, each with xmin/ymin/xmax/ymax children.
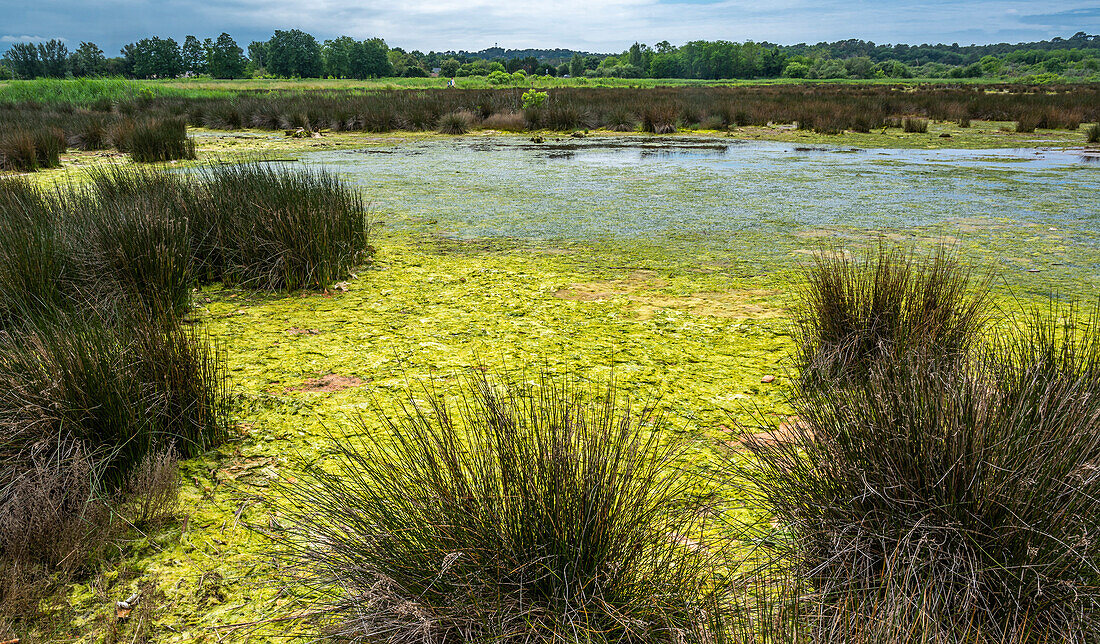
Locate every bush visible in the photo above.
<box><xmin>0</xmin><ymin>440</ymin><xmax>111</xmax><ymax>622</ymax></box>
<box><xmin>739</xmin><ymin>299</ymin><xmax>1100</xmax><ymax>641</ymax></box>
<box><xmin>267</xmin><ymin>369</ymin><xmax>717</xmax><ymax>643</ymax></box>
<box><xmin>793</xmin><ymin>246</ymin><xmax>991</xmax><ymax>386</ymax></box>
<box><xmin>902</xmin><ymin>117</ymin><xmax>929</xmax><ymax>133</ymax></box>
<box><xmin>521</xmin><ymin>89</ymin><xmax>548</xmax><ymax>109</ymax></box>
<box><xmin>1087</xmin><ymin>123</ymin><xmax>1100</xmax><ymax>143</ymax></box>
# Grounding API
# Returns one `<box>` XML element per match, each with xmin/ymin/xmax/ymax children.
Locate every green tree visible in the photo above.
<box><xmin>357</xmin><ymin>38</ymin><xmax>392</xmax><ymax>78</ymax></box>
<box><xmin>323</xmin><ymin>36</ymin><xmax>355</xmax><ymax>77</ymax></box>
<box><xmin>265</xmin><ymin>29</ymin><xmax>323</xmax><ymax>77</ymax></box>
<box><xmin>569</xmin><ymin>52</ymin><xmax>583</xmax><ymax>76</ymax></box>
<box><xmin>69</xmin><ymin>41</ymin><xmax>107</xmax><ymax>77</ymax></box>
<box><xmin>247</xmin><ymin>41</ymin><xmax>268</xmax><ymax>70</ymax></box>
<box><xmin>4</xmin><ymin>42</ymin><xmax>43</xmax><ymax>78</ymax></box>
<box><xmin>128</xmin><ymin>37</ymin><xmax>183</xmax><ymax>78</ymax></box>
<box><xmin>628</xmin><ymin>42</ymin><xmax>644</xmax><ymax>67</ymax></box>
<box><xmin>440</xmin><ymin>57</ymin><xmax>461</xmax><ymax>77</ymax></box>
<box><xmin>208</xmin><ymin>33</ymin><xmax>245</xmax><ymax>78</ymax></box>
<box><xmin>182</xmin><ymin>35</ymin><xmax>207</xmax><ymax>74</ymax></box>
<box><xmin>37</xmin><ymin>39</ymin><xmax>69</xmax><ymax>78</ymax></box>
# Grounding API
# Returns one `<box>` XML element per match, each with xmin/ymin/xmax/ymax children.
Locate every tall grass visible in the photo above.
<box><xmin>267</xmin><ymin>369</ymin><xmax>718</xmax><ymax>643</ymax></box>
<box><xmin>740</xmin><ymin>334</ymin><xmax>1100</xmax><ymax>641</ymax></box>
<box><xmin>738</xmin><ymin>246</ymin><xmax>1100</xmax><ymax>642</ymax></box>
<box><xmin>901</xmin><ymin>116</ymin><xmax>929</xmax><ymax>133</ymax></box>
<box><xmin>126</xmin><ymin>118</ymin><xmax>196</xmax><ymax>163</ymax></box>
<box><xmin>198</xmin><ymin>164</ymin><xmax>370</xmax><ymax>290</ymax></box>
<box><xmin>793</xmin><ymin>246</ymin><xmax>991</xmax><ymax>386</ymax></box>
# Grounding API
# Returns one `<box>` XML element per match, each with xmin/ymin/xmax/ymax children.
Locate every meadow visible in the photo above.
<box><xmin>1</xmin><ymin>81</ymin><xmax>1099</xmax><ymax>643</ymax></box>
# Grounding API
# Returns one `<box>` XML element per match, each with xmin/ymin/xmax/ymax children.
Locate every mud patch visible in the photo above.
<box><xmin>289</xmin><ymin>373</ymin><xmax>365</xmax><ymax>393</ymax></box>
<box><xmin>286</xmin><ymin>327</ymin><xmax>321</xmax><ymax>336</ymax></box>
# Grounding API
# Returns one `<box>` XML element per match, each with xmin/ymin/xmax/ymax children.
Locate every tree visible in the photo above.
<box><xmin>569</xmin><ymin>52</ymin><xmax>583</xmax><ymax>76</ymax></box>
<box><xmin>628</xmin><ymin>42</ymin><xmax>644</xmax><ymax>67</ymax></box>
<box><xmin>208</xmin><ymin>33</ymin><xmax>245</xmax><ymax>78</ymax></box>
<box><xmin>323</xmin><ymin>36</ymin><xmax>355</xmax><ymax>77</ymax></box>
<box><xmin>37</xmin><ymin>39</ymin><xmax>70</xmax><ymax>77</ymax></box>
<box><xmin>70</xmin><ymin>41</ymin><xmax>107</xmax><ymax>77</ymax></box>
<box><xmin>182</xmin><ymin>35</ymin><xmax>207</xmax><ymax>74</ymax></box>
<box><xmin>265</xmin><ymin>29</ymin><xmax>323</xmax><ymax>77</ymax></box>
<box><xmin>357</xmin><ymin>38</ymin><xmax>392</xmax><ymax>78</ymax></box>
<box><xmin>247</xmin><ymin>41</ymin><xmax>268</xmax><ymax>70</ymax></box>
<box><xmin>128</xmin><ymin>37</ymin><xmax>183</xmax><ymax>78</ymax></box>
<box><xmin>440</xmin><ymin>57</ymin><xmax>461</xmax><ymax>77</ymax></box>
<box><xmin>3</xmin><ymin>42</ymin><xmax>43</xmax><ymax>78</ymax></box>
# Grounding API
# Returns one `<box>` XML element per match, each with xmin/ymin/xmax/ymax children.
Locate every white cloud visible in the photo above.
<box><xmin>0</xmin><ymin>35</ymin><xmax>67</xmax><ymax>43</ymax></box>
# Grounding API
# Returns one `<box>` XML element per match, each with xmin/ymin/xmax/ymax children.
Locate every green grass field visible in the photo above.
<box><xmin>0</xmin><ymin>75</ymin><xmax>1065</xmax><ymax>105</ymax></box>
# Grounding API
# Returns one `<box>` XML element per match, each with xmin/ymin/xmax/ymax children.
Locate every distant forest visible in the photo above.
<box><xmin>2</xmin><ymin>31</ymin><xmax>1097</xmax><ymax>82</ymax></box>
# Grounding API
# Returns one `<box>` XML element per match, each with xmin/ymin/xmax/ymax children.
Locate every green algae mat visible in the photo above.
<box><xmin>34</xmin><ymin>134</ymin><xmax>1100</xmax><ymax>642</ymax></box>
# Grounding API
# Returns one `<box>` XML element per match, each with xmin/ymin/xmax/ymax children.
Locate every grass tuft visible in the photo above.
<box><xmin>267</xmin><ymin>368</ymin><xmax>718</xmax><ymax>643</ymax></box>
<box><xmin>793</xmin><ymin>245</ymin><xmax>991</xmax><ymax>386</ymax></box>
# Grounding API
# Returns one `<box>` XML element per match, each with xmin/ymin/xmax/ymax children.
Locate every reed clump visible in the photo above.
<box><xmin>793</xmin><ymin>246</ymin><xmax>991</xmax><ymax>387</ymax></box>
<box><xmin>267</xmin><ymin>369</ymin><xmax>719</xmax><ymax>643</ymax></box>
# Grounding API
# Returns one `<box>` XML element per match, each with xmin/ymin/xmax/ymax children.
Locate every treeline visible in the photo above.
<box><xmin>2</xmin><ymin>31</ymin><xmax>1097</xmax><ymax>81</ymax></box>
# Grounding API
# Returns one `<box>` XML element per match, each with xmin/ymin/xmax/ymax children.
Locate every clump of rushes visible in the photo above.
<box><xmin>199</xmin><ymin>163</ymin><xmax>370</xmax><ymax>291</ymax></box>
<box><xmin>0</xmin><ymin>308</ymin><xmax>230</xmax><ymax>488</ymax></box>
<box><xmin>437</xmin><ymin>110</ymin><xmax>473</xmax><ymax>134</ymax></box>
<box><xmin>0</xmin><ymin>129</ymin><xmax>64</xmax><ymax>173</ymax></box>
<box><xmin>739</xmin><ymin>300</ymin><xmax>1100</xmax><ymax>642</ymax></box>
<box><xmin>0</xmin><ymin>178</ymin><xmax>71</xmax><ymax>322</ymax></box>
<box><xmin>127</xmin><ymin>117</ymin><xmax>195</xmax><ymax>163</ymax></box>
<box><xmin>1015</xmin><ymin>111</ymin><xmax>1044</xmax><ymax>133</ymax></box>
<box><xmin>1087</xmin><ymin>123</ymin><xmax>1100</xmax><ymax>144</ymax></box>
<box><xmin>268</xmin><ymin>369</ymin><xmax>718</xmax><ymax>643</ymax></box>
<box><xmin>901</xmin><ymin>117</ymin><xmax>929</xmax><ymax>133</ymax></box>
<box><xmin>642</xmin><ymin>105</ymin><xmax>677</xmax><ymax>134</ymax></box>
<box><xmin>794</xmin><ymin>246</ymin><xmax>991</xmax><ymax>387</ymax></box>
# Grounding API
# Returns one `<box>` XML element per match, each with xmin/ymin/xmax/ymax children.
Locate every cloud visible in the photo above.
<box><xmin>1</xmin><ymin>35</ymin><xmax>67</xmax><ymax>44</ymax></box>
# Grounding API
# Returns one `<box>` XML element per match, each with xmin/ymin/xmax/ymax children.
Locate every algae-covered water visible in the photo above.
<box><xmin>50</xmin><ymin>136</ymin><xmax>1100</xmax><ymax>643</ymax></box>
<box><xmin>298</xmin><ymin>137</ymin><xmax>1099</xmax><ymax>295</ymax></box>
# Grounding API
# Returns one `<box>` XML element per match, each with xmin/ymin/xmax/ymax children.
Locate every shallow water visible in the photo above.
<box><xmin>296</xmin><ymin>137</ymin><xmax>1099</xmax><ymax>290</ymax></box>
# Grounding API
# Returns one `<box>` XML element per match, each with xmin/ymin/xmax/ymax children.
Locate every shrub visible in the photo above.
<box><xmin>794</xmin><ymin>246</ymin><xmax>991</xmax><ymax>387</ymax></box>
<box><xmin>0</xmin><ymin>440</ymin><xmax>111</xmax><ymax>622</ymax></box>
<box><xmin>437</xmin><ymin>110</ymin><xmax>472</xmax><ymax>135</ymax></box>
<box><xmin>739</xmin><ymin>303</ymin><xmax>1100</xmax><ymax>641</ymax></box>
<box><xmin>1087</xmin><ymin>123</ymin><xmax>1100</xmax><ymax>144</ymax></box>
<box><xmin>902</xmin><ymin>117</ymin><xmax>929</xmax><ymax>133</ymax></box>
<box><xmin>267</xmin><ymin>369</ymin><xmax>717</xmax><ymax>643</ymax></box>
<box><xmin>520</xmin><ymin>89</ymin><xmax>548</xmax><ymax>109</ymax></box>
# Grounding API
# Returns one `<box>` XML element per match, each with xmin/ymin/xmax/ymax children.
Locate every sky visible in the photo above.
<box><xmin>1</xmin><ymin>0</ymin><xmax>1097</xmax><ymax>56</ymax></box>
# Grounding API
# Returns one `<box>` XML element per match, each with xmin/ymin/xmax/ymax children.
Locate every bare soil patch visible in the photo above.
<box><xmin>289</xmin><ymin>373</ymin><xmax>365</xmax><ymax>393</ymax></box>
